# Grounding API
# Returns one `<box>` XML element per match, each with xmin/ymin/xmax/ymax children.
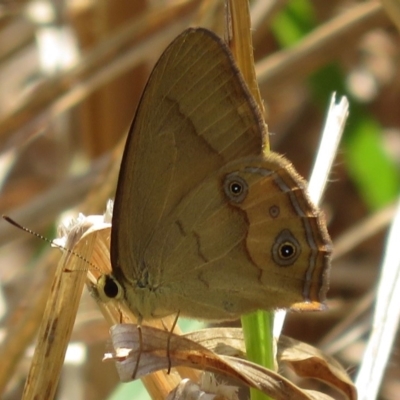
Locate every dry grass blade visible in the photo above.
<box><xmin>21</xmin><ymin>220</ymin><xmax>97</xmax><ymax>399</ymax></box>
<box><xmin>228</xmin><ymin>0</ymin><xmax>264</xmax><ymax>117</ymax></box>
<box><xmin>308</xmin><ymin>94</ymin><xmax>349</xmax><ymax>204</ymax></box>
<box><xmin>0</xmin><ymin>250</ymin><xmax>60</xmax><ymax>394</ymax></box>
<box><xmin>356</xmin><ymin>198</ymin><xmax>400</xmax><ymax>399</ymax></box>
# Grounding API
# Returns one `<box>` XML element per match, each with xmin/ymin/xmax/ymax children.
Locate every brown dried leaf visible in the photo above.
<box><xmin>106</xmin><ymin>324</ymin><xmax>350</xmax><ymax>400</ymax></box>
<box><xmin>185</xmin><ymin>328</ymin><xmax>356</xmax><ymax>400</ymax></box>
<box><xmin>278</xmin><ymin>336</ymin><xmax>357</xmax><ymax>400</ymax></box>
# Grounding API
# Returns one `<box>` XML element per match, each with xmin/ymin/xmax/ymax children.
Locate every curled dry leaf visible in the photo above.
<box><xmin>106</xmin><ymin>325</ymin><xmax>357</xmax><ymax>400</ymax></box>
<box><xmin>278</xmin><ymin>336</ymin><xmax>357</xmax><ymax>400</ymax></box>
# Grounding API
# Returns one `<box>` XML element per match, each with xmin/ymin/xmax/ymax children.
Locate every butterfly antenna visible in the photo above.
<box><xmin>2</xmin><ymin>215</ymin><xmax>96</xmax><ymax>270</ymax></box>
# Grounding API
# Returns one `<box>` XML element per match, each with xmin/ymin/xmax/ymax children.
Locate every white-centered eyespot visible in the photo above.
<box><xmin>223</xmin><ymin>173</ymin><xmax>248</xmax><ymax>203</ymax></box>
<box><xmin>272</xmin><ymin>229</ymin><xmax>301</xmax><ymax>266</ymax></box>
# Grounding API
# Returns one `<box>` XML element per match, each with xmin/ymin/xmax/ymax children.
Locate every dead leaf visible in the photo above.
<box><xmin>106</xmin><ymin>324</ymin><xmax>356</xmax><ymax>400</ymax></box>
<box><xmin>278</xmin><ymin>336</ymin><xmax>357</xmax><ymax>400</ymax></box>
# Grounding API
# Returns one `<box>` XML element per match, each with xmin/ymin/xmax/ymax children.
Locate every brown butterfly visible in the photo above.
<box><xmin>97</xmin><ymin>27</ymin><xmax>332</xmax><ymax>322</ymax></box>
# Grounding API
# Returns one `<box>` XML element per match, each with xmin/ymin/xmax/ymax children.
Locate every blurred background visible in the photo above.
<box><xmin>0</xmin><ymin>0</ymin><xmax>399</xmax><ymax>399</ymax></box>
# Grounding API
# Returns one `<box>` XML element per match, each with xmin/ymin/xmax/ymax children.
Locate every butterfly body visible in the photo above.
<box><xmin>101</xmin><ymin>28</ymin><xmax>332</xmax><ymax>321</ymax></box>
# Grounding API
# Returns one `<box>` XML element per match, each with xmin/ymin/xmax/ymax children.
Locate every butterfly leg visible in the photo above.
<box><xmin>131</xmin><ymin>315</ymin><xmax>143</xmax><ymax>380</ymax></box>
<box><xmin>166</xmin><ymin>312</ymin><xmax>180</xmax><ymax>374</ymax></box>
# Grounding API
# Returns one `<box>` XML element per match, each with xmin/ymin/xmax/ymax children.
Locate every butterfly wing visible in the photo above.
<box><xmin>146</xmin><ymin>155</ymin><xmax>331</xmax><ymax>319</ymax></box>
<box><xmin>111</xmin><ymin>28</ymin><xmax>265</xmax><ymax>285</ymax></box>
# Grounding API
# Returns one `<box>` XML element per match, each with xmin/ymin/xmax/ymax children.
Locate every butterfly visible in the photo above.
<box><xmin>97</xmin><ymin>27</ymin><xmax>332</xmax><ymax>323</ymax></box>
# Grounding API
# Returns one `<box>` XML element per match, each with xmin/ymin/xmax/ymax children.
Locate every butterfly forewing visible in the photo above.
<box><xmin>111</xmin><ymin>28</ymin><xmax>265</xmax><ymax>282</ymax></box>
